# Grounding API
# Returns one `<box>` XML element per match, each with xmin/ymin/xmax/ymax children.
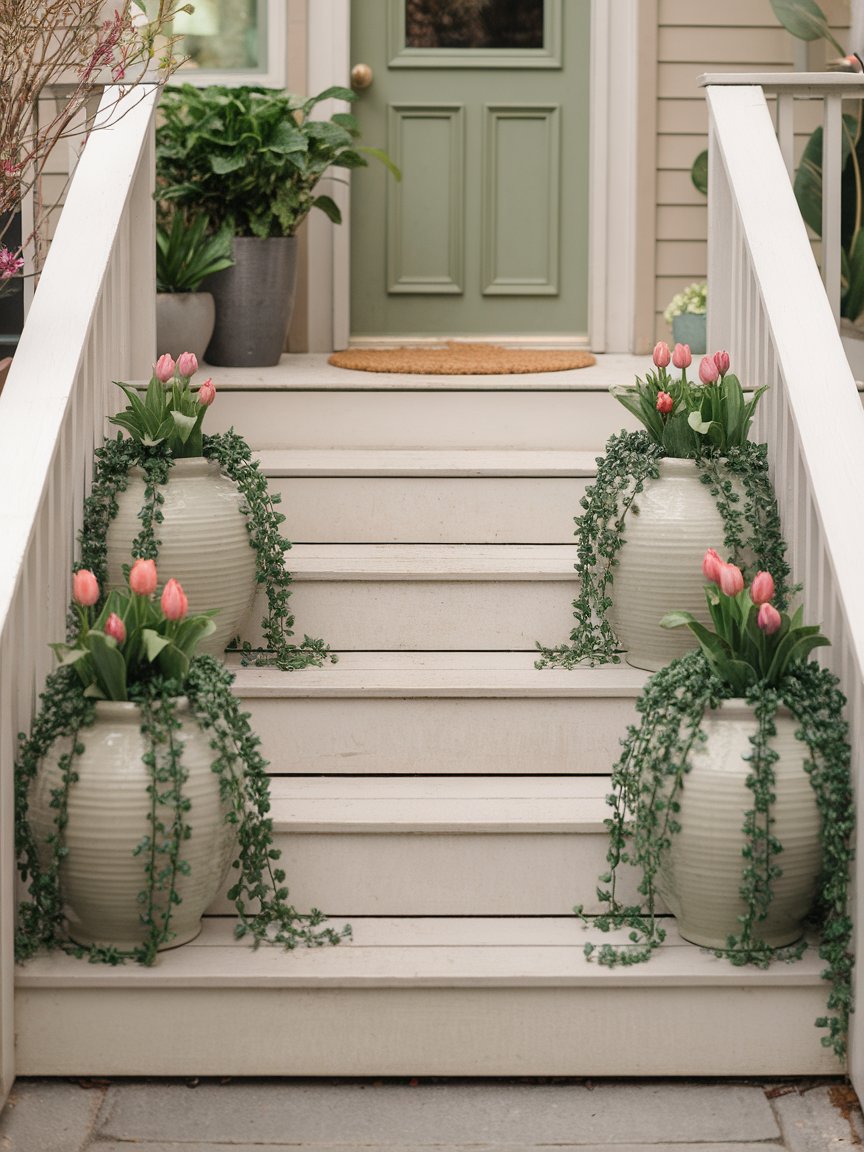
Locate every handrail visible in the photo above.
<box><xmin>0</xmin><ymin>83</ymin><xmax>158</xmax><ymax>1102</ymax></box>
<box><xmin>706</xmin><ymin>82</ymin><xmax>864</xmax><ymax>1085</ymax></box>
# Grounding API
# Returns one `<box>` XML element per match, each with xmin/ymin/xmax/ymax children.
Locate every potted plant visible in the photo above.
<box><xmin>16</xmin><ymin>561</ymin><xmax>347</xmax><ymax>964</ymax></box>
<box><xmin>156</xmin><ymin>210</ymin><xmax>234</xmax><ymax>361</ymax></box>
<box><xmin>537</xmin><ymin>344</ymin><xmax>789</xmax><ymax>671</ymax></box>
<box><xmin>155</xmin><ymin>83</ymin><xmax>398</xmax><ymax>367</ymax></box>
<box><xmin>663</xmin><ymin>282</ymin><xmax>707</xmax><ymax>354</ymax></box>
<box><xmin>86</xmin><ymin>350</ymin><xmax>333</xmax><ymax>668</ymax></box>
<box><xmin>576</xmin><ymin>552</ymin><xmax>853</xmax><ymax>1058</ymax></box>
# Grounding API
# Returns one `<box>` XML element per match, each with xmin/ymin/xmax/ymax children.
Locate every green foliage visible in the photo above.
<box><xmin>110</xmin><ymin>368</ymin><xmax>211</xmax><ymax>459</ymax></box>
<box><xmin>156</xmin><ymin>211</ymin><xmax>234</xmax><ymax>293</ymax></box>
<box><xmin>770</xmin><ymin>0</ymin><xmax>844</xmax><ymax>53</ymax></box>
<box><xmin>574</xmin><ymin>650</ymin><xmax>853</xmax><ymax>1058</ymax></box>
<box><xmin>15</xmin><ymin>658</ymin><xmax>349</xmax><ymax>965</ymax></box>
<box><xmin>535</xmin><ymin>433</ymin><xmax>792</xmax><ymax>669</ymax></box>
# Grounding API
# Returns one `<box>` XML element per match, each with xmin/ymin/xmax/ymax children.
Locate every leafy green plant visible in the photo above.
<box><xmin>110</xmin><ymin>352</ymin><xmax>214</xmax><ymax>458</ymax></box>
<box><xmin>156</xmin><ymin>211</ymin><xmax>234</xmax><ymax>293</ymax></box>
<box><xmin>156</xmin><ymin>84</ymin><xmax>399</xmax><ymax>239</ymax></box>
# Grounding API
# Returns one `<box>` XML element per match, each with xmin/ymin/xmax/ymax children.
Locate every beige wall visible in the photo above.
<box><xmin>652</xmin><ymin>0</ymin><xmax>850</xmax><ymax>343</ymax></box>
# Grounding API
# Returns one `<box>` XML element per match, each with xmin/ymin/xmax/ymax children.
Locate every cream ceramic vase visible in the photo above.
<box><xmin>105</xmin><ymin>457</ymin><xmax>257</xmax><ymax>657</ymax></box>
<box><xmin>609</xmin><ymin>458</ymin><xmax>731</xmax><ymax>671</ymax></box>
<box><xmin>655</xmin><ymin>699</ymin><xmax>822</xmax><ymax>949</ymax></box>
<box><xmin>29</xmin><ymin>700</ymin><xmax>237</xmax><ymax>951</ymax></box>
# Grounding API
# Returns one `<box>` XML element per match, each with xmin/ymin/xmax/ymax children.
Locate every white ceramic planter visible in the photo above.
<box><xmin>105</xmin><ymin>457</ymin><xmax>258</xmax><ymax>657</ymax></box>
<box><xmin>655</xmin><ymin>698</ymin><xmax>822</xmax><ymax>949</ymax></box>
<box><xmin>29</xmin><ymin>699</ymin><xmax>237</xmax><ymax>952</ymax></box>
<box><xmin>608</xmin><ymin>458</ymin><xmax>732</xmax><ymax>671</ymax></box>
<box><xmin>156</xmin><ymin>292</ymin><xmax>216</xmax><ymax>363</ymax></box>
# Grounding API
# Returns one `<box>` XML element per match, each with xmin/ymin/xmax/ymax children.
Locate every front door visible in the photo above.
<box><xmin>349</xmin><ymin>0</ymin><xmax>590</xmax><ymax>343</ymax></box>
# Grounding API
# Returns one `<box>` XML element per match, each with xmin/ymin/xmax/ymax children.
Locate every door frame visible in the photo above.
<box><xmin>306</xmin><ymin>0</ymin><xmax>651</xmax><ymax>353</ymax></box>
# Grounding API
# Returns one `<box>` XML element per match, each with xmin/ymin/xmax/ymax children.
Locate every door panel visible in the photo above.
<box><xmin>350</xmin><ymin>0</ymin><xmax>590</xmax><ymax>340</ymax></box>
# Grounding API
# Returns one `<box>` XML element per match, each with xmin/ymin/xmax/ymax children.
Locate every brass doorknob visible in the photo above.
<box><xmin>351</xmin><ymin>63</ymin><xmax>374</xmax><ymax>90</ymax></box>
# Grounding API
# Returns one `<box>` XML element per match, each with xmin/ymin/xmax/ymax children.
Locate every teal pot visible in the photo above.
<box><xmin>671</xmin><ymin>312</ymin><xmax>707</xmax><ymax>355</ymax></box>
<box><xmin>156</xmin><ymin>291</ymin><xmax>216</xmax><ymax>363</ymax></box>
<box><xmin>203</xmin><ymin>236</ymin><xmax>298</xmax><ymax>367</ymax></box>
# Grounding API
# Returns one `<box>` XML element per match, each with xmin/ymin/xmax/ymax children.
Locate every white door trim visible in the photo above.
<box><xmin>308</xmin><ymin>0</ymin><xmax>642</xmax><ymax>353</ymax></box>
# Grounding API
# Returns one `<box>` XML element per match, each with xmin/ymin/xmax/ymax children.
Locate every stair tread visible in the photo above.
<box><xmin>257</xmin><ymin>448</ymin><xmax>600</xmax><ymax>477</ymax></box>
<box><xmin>16</xmin><ymin>917</ymin><xmax>827</xmax><ymax>988</ymax></box>
<box><xmin>229</xmin><ymin>652</ymin><xmax>648</xmax><ymax>698</ymax></box>
<box><xmin>267</xmin><ymin>776</ymin><xmax>609</xmax><ymax>831</ymax></box>
<box><xmin>287</xmin><ymin>543</ymin><xmax>578</xmax><ymax>579</ymax></box>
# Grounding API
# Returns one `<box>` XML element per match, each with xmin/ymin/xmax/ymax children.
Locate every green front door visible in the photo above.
<box><xmin>349</xmin><ymin>0</ymin><xmax>590</xmax><ymax>341</ymax></box>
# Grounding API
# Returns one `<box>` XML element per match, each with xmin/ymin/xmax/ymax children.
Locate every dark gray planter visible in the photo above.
<box><xmin>203</xmin><ymin>236</ymin><xmax>298</xmax><ymax>367</ymax></box>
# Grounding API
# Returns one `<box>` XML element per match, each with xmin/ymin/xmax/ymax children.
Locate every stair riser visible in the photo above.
<box><xmin>246</xmin><ymin>581</ymin><xmax>577</xmax><ymax>650</ymax></box>
<box><xmin>242</xmin><ymin>696</ymin><xmax>637</xmax><ymax>775</ymax></box>
<box><xmin>209</xmin><ymin>391</ymin><xmax>637</xmax><ymax>449</ymax></box>
<box><xmin>275</xmin><ymin>477</ymin><xmax>588</xmax><ymax>544</ymax></box>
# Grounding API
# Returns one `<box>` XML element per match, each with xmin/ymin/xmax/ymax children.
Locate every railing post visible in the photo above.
<box><xmin>823</xmin><ymin>94</ymin><xmax>844</xmax><ymax>323</ymax></box>
<box><xmin>706</xmin><ymin>98</ymin><xmax>734</xmax><ymax>352</ymax></box>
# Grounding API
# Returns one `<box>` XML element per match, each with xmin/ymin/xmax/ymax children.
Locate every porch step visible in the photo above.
<box><xmin>206</xmin><ymin>777</ymin><xmax>642</xmax><ymax>917</ymax></box>
<box><xmin>15</xmin><ymin>917</ymin><xmax>840</xmax><ymax>1077</ymax></box>
<box><xmin>246</xmin><ymin>544</ymin><xmax>579</xmax><ymax>650</ymax></box>
<box><xmin>232</xmin><ymin>654</ymin><xmax>647</xmax><ymax>776</ymax></box>
<box><xmin>259</xmin><ymin>449</ymin><xmax>596</xmax><ymax>544</ymax></box>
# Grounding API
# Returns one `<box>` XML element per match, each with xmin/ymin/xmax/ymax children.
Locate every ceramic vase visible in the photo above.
<box><xmin>655</xmin><ymin>698</ymin><xmax>822</xmax><ymax>949</ymax></box>
<box><xmin>105</xmin><ymin>457</ymin><xmax>257</xmax><ymax>657</ymax></box>
<box><xmin>156</xmin><ymin>292</ymin><xmax>216</xmax><ymax>363</ymax></box>
<box><xmin>672</xmin><ymin>312</ymin><xmax>707</xmax><ymax>355</ymax></box>
<box><xmin>29</xmin><ymin>699</ymin><xmax>237</xmax><ymax>952</ymax></box>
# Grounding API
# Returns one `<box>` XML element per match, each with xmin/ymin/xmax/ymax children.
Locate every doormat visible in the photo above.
<box><xmin>328</xmin><ymin>342</ymin><xmax>597</xmax><ymax>375</ymax></box>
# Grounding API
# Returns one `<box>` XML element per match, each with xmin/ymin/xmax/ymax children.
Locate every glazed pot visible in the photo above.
<box><xmin>655</xmin><ymin>698</ymin><xmax>822</xmax><ymax>950</ymax></box>
<box><xmin>671</xmin><ymin>312</ymin><xmax>707</xmax><ymax>355</ymax></box>
<box><xmin>105</xmin><ymin>457</ymin><xmax>257</xmax><ymax>657</ymax></box>
<box><xmin>156</xmin><ymin>292</ymin><xmax>216</xmax><ymax>363</ymax></box>
<box><xmin>29</xmin><ymin>699</ymin><xmax>237</xmax><ymax>952</ymax></box>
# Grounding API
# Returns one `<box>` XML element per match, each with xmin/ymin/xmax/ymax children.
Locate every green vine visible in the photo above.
<box><xmin>78</xmin><ymin>433</ymin><xmax>334</xmax><ymax>670</ymax></box>
<box><xmin>577</xmin><ymin>650</ymin><xmax>854</xmax><ymax>1058</ymax></box>
<box><xmin>535</xmin><ymin>432</ymin><xmax>792</xmax><ymax>668</ymax></box>
<box><xmin>15</xmin><ymin>656</ymin><xmax>348</xmax><ymax>966</ymax></box>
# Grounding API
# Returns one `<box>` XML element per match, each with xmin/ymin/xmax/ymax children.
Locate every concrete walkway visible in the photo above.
<box><xmin>0</xmin><ymin>1078</ymin><xmax>861</xmax><ymax>1151</ymax></box>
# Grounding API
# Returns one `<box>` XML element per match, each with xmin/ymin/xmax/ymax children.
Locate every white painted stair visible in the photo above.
<box><xmin>14</xmin><ymin>356</ymin><xmax>841</xmax><ymax>1077</ymax></box>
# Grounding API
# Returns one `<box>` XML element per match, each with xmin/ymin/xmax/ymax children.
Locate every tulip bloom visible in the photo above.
<box><xmin>154</xmin><ymin>353</ymin><xmax>175</xmax><ymax>384</ymax></box>
<box><xmin>176</xmin><ymin>351</ymin><xmax>198</xmax><ymax>378</ymax></box>
<box><xmin>72</xmin><ymin>568</ymin><xmax>100</xmax><ymax>607</ymax></box>
<box><xmin>198</xmin><ymin>378</ymin><xmax>216</xmax><ymax>407</ymax></box>
<box><xmin>749</xmin><ymin>571</ymin><xmax>775</xmax><ymax>605</ymax></box>
<box><xmin>656</xmin><ymin>391</ymin><xmax>673</xmax><ymax>415</ymax></box>
<box><xmin>161</xmin><ymin>578</ymin><xmax>188</xmax><ymax>621</ymax></box>
<box><xmin>702</xmin><ymin>548</ymin><xmax>724</xmax><ymax>585</ymax></box>
<box><xmin>713</xmin><ymin>349</ymin><xmax>730</xmax><ymax>377</ymax></box>
<box><xmin>757</xmin><ymin>602</ymin><xmax>782</xmax><ymax>635</ymax></box>
<box><xmin>718</xmin><ymin>562</ymin><xmax>744</xmax><ymax>596</ymax></box>
<box><xmin>104</xmin><ymin>612</ymin><xmax>126</xmax><ymax>644</ymax></box>
<box><xmin>672</xmin><ymin>343</ymin><xmax>691</xmax><ymax>369</ymax></box>
<box><xmin>653</xmin><ymin>341</ymin><xmax>671</xmax><ymax>369</ymax></box>
<box><xmin>698</xmin><ymin>356</ymin><xmax>719</xmax><ymax>384</ymax></box>
<box><xmin>129</xmin><ymin>558</ymin><xmax>158</xmax><ymax>596</ymax></box>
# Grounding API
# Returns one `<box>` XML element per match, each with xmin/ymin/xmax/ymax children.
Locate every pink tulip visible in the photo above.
<box><xmin>72</xmin><ymin>568</ymin><xmax>100</xmax><ymax>607</ymax></box>
<box><xmin>698</xmin><ymin>356</ymin><xmax>719</xmax><ymax>384</ymax></box>
<box><xmin>161</xmin><ymin>578</ymin><xmax>188</xmax><ymax>621</ymax></box>
<box><xmin>176</xmin><ymin>351</ymin><xmax>198</xmax><ymax>378</ymax></box>
<box><xmin>672</xmin><ymin>343</ymin><xmax>691</xmax><ymax>369</ymax></box>
<box><xmin>129</xmin><ymin>558</ymin><xmax>158</xmax><ymax>596</ymax></box>
<box><xmin>702</xmin><ymin>548</ymin><xmax>724</xmax><ymax>585</ymax></box>
<box><xmin>718</xmin><ymin>562</ymin><xmax>744</xmax><ymax>596</ymax></box>
<box><xmin>656</xmin><ymin>391</ymin><xmax>673</xmax><ymax>415</ymax></box>
<box><xmin>653</xmin><ymin>341</ymin><xmax>671</xmax><ymax>369</ymax></box>
<box><xmin>104</xmin><ymin>612</ymin><xmax>126</xmax><ymax>644</ymax></box>
<box><xmin>757</xmin><ymin>602</ymin><xmax>782</xmax><ymax>635</ymax></box>
<box><xmin>713</xmin><ymin>350</ymin><xmax>730</xmax><ymax>377</ymax></box>
<box><xmin>197</xmin><ymin>378</ymin><xmax>216</xmax><ymax>407</ymax></box>
<box><xmin>749</xmin><ymin>571</ymin><xmax>775</xmax><ymax>606</ymax></box>
<box><xmin>154</xmin><ymin>353</ymin><xmax>175</xmax><ymax>384</ymax></box>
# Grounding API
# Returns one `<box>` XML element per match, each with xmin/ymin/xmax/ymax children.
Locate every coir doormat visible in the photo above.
<box><xmin>328</xmin><ymin>342</ymin><xmax>597</xmax><ymax>375</ymax></box>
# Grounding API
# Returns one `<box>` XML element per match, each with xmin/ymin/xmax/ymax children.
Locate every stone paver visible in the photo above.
<box><xmin>770</xmin><ymin>1082</ymin><xmax>864</xmax><ymax>1150</ymax></box>
<box><xmin>0</xmin><ymin>1079</ymin><xmax>104</xmax><ymax>1152</ymax></box>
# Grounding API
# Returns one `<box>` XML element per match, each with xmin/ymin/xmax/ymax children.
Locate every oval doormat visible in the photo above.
<box><xmin>328</xmin><ymin>342</ymin><xmax>596</xmax><ymax>375</ymax></box>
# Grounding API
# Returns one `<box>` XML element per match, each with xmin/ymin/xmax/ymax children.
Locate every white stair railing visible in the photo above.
<box><xmin>0</xmin><ymin>83</ymin><xmax>157</xmax><ymax>1102</ymax></box>
<box><xmin>705</xmin><ymin>81</ymin><xmax>864</xmax><ymax>1088</ymax></box>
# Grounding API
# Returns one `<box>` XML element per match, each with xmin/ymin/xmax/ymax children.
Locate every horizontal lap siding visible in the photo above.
<box><xmin>653</xmin><ymin>0</ymin><xmax>849</xmax><ymax>343</ymax></box>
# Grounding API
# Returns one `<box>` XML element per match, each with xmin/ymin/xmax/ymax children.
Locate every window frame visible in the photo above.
<box><xmin>170</xmin><ymin>0</ymin><xmax>286</xmax><ymax>89</ymax></box>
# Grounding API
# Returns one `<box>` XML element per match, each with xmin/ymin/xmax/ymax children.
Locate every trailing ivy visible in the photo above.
<box><xmin>576</xmin><ymin>650</ymin><xmax>854</xmax><ymax>1058</ymax></box>
<box><xmin>536</xmin><ymin>432</ymin><xmax>792</xmax><ymax>668</ymax></box>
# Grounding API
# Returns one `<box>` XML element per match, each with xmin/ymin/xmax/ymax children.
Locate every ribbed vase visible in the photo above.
<box><xmin>608</xmin><ymin>458</ymin><xmax>730</xmax><ymax>671</ymax></box>
<box><xmin>105</xmin><ymin>458</ymin><xmax>257</xmax><ymax>657</ymax></box>
<box><xmin>29</xmin><ymin>700</ymin><xmax>237</xmax><ymax>952</ymax></box>
<box><xmin>655</xmin><ymin>699</ymin><xmax>822</xmax><ymax>949</ymax></box>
